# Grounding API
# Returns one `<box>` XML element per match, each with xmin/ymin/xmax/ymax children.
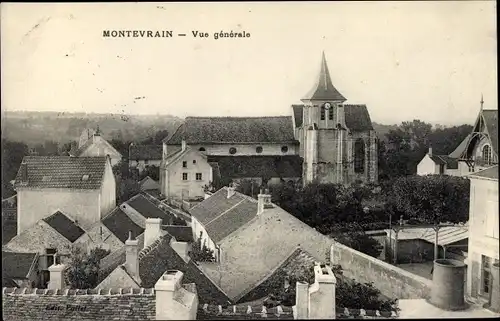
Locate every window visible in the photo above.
<box><xmin>182</xmin><ymin>161</ymin><xmax>187</xmax><ymax>168</ymax></box>
<box><xmin>481</xmin><ymin>256</ymin><xmax>500</xmax><ymax>295</ymax></box>
<box><xmin>329</xmin><ymin>107</ymin><xmax>334</xmax><ymax>120</ymax></box>
<box><xmin>196</xmin><ymin>173</ymin><xmax>202</xmax><ymax>181</ymax></box>
<box><xmin>256</xmin><ymin>146</ymin><xmax>263</xmax><ymax>154</ymax></box>
<box><xmin>482</xmin><ymin>145</ymin><xmax>492</xmax><ymax>165</ymax></box>
<box><xmin>439</xmin><ymin>164</ymin><xmax>445</xmax><ymax>174</ymax></box>
<box><xmin>182</xmin><ymin>173</ymin><xmax>188</xmax><ymax>181</ymax></box>
<box><xmin>46</xmin><ymin>248</ymin><xmax>57</xmax><ymax>267</ymax></box>
<box><xmin>354</xmin><ymin>139</ymin><xmax>365</xmax><ymax>173</ymax></box>
<box><xmin>193</xmin><ymin>160</ymin><xmax>197</xmax><ymax>164</ymax></box>
<box><xmin>320</xmin><ymin>106</ymin><xmax>326</xmax><ymax>120</ymax></box>
<box><xmin>485</xmin><ymin>201</ymin><xmax>499</xmax><ymax>239</ymax></box>
<box><xmin>229</xmin><ymin>147</ymin><xmax>237</xmax><ymax>155</ymax></box>
<box><xmin>199</xmin><ymin>147</ymin><xmax>206</xmax><ymax>152</ymax></box>
<box><xmin>281</xmin><ymin>146</ymin><xmax>288</xmax><ymax>153</ymax></box>
<box><xmin>144</xmin><ymin>159</ymin><xmax>149</xmax><ymax>165</ymax></box>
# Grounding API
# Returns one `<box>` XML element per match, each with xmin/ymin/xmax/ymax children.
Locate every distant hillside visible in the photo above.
<box><xmin>1</xmin><ymin>111</ymin><xmax>184</xmax><ymax>146</ymax></box>
<box><xmin>372</xmin><ymin>122</ymin><xmax>398</xmax><ymax>141</ymax></box>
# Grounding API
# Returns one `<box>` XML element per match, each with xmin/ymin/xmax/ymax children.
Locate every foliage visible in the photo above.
<box><xmin>116</xmin><ymin>177</ymin><xmax>141</xmax><ymax>203</ymax></box>
<box><xmin>189</xmin><ymin>233</ymin><xmax>216</xmax><ymax>263</ymax></box>
<box><xmin>234</xmin><ymin>179</ymin><xmax>262</xmax><ymax>198</ymax></box>
<box><xmin>65</xmin><ymin>246</ymin><xmax>110</xmax><ymax>289</ymax></box>
<box><xmin>139</xmin><ymin>165</ymin><xmax>160</xmax><ymax>182</ymax></box>
<box><xmin>112</xmin><ymin>159</ymin><xmax>130</xmax><ymax>179</ymax></box>
<box><xmin>331</xmin><ymin>223</ymin><xmax>383</xmax><ymax>258</ymax></box>
<box><xmin>391</xmin><ymin>175</ymin><xmax>470</xmax><ymax>224</ymax></box>
<box><xmin>379</xmin><ymin>120</ymin><xmax>472</xmax><ymax>181</ymax></box>
<box><xmin>264</xmin><ymin>264</ymin><xmax>398</xmax><ymax>311</ymax></box>
<box><xmin>1</xmin><ymin>140</ymin><xmax>29</xmax><ymax>198</ymax></box>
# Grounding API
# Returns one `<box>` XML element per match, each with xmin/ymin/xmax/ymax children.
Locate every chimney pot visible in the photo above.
<box><xmin>429</xmin><ymin>146</ymin><xmax>433</xmax><ymax>156</ymax></box>
<box><xmin>227</xmin><ymin>186</ymin><xmax>236</xmax><ymax>199</ymax></box>
<box><xmin>125</xmin><ymin>231</ymin><xmax>141</xmax><ymax>284</ymax></box>
<box><xmin>20</xmin><ymin>162</ymin><xmax>28</xmax><ymax>183</ymax></box>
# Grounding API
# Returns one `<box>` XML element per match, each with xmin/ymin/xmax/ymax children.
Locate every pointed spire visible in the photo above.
<box><xmin>302</xmin><ymin>52</ymin><xmax>346</xmax><ymax>102</ymax></box>
<box><xmin>480</xmin><ymin>93</ymin><xmax>484</xmax><ymax>110</ymax></box>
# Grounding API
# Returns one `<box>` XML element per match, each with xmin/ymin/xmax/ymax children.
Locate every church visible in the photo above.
<box><xmin>160</xmin><ymin>53</ymin><xmax>378</xmax><ymax>200</ymax></box>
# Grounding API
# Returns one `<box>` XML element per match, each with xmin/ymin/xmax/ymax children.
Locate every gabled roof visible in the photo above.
<box><xmin>129</xmin><ymin>145</ymin><xmax>162</xmax><ymax>160</ymax></box>
<box><xmin>429</xmin><ymin>155</ymin><xmax>458</xmax><ymax>170</ymax></box>
<box><xmin>469</xmin><ymin>165</ymin><xmax>499</xmax><ymax>180</ymax></box>
<box><xmin>291</xmin><ymin>104</ymin><xmax>374</xmax><ymax>132</ymax></box>
<box><xmin>165</xmin><ymin>117</ymin><xmax>298</xmax><ymax>145</ymax></box>
<box><xmin>42</xmin><ymin>211</ymin><xmax>85</xmax><ymax>243</ymax></box>
<box><xmin>482</xmin><ymin>109</ymin><xmax>498</xmax><ymax>154</ymax></box>
<box><xmin>14</xmin><ymin>156</ymin><xmax>108</xmax><ymax>190</ymax></box>
<box><xmin>138</xmin><ymin>234</ymin><xmax>231</xmax><ymax>304</ymax></box>
<box><xmin>102</xmin><ymin>207</ymin><xmax>144</xmax><ymax>243</ymax></box>
<box><xmin>449</xmin><ymin>134</ymin><xmax>471</xmax><ymax>158</ymax></box>
<box><xmin>190</xmin><ymin>187</ymin><xmax>259</xmax><ymax>244</ymax></box>
<box><xmin>126</xmin><ymin>194</ymin><xmax>177</xmax><ymax>224</ymax></box>
<box><xmin>206</xmin><ymin>156</ymin><xmax>303</xmax><ymax>180</ymax></box>
<box><xmin>2</xmin><ymin>251</ymin><xmax>38</xmax><ymax>281</ymax></box>
<box><xmin>161</xmin><ymin>225</ymin><xmax>193</xmax><ymax>242</ymax></box>
<box><xmin>302</xmin><ymin>52</ymin><xmax>346</xmax><ymax>102</ymax></box>
<box><xmin>237</xmin><ymin>247</ymin><xmax>316</xmax><ymax>303</ymax></box>
<box><xmin>460</xmin><ymin>109</ymin><xmax>498</xmax><ymax>159</ymax></box>
<box><xmin>73</xmin><ymin>135</ymin><xmax>122</xmax><ymax>158</ymax></box>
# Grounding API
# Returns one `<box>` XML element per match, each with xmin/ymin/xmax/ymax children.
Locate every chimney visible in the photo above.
<box><xmin>20</xmin><ymin>162</ymin><xmax>28</xmax><ymax>183</ymax></box>
<box><xmin>295</xmin><ymin>281</ymin><xmax>309</xmax><ymax>319</ymax></box>
<box><xmin>162</xmin><ymin>142</ymin><xmax>168</xmax><ymax>160</ymax></box>
<box><xmin>155</xmin><ymin>270</ymin><xmax>198</xmax><ymax>320</ymax></box>
<box><xmin>428</xmin><ymin>146</ymin><xmax>433</xmax><ymax>157</ymax></box>
<box><xmin>144</xmin><ymin>217</ymin><xmax>162</xmax><ymax>248</ymax></box>
<box><xmin>257</xmin><ymin>188</ymin><xmax>272</xmax><ymax>215</ymax></box>
<box><xmin>47</xmin><ymin>262</ymin><xmax>66</xmax><ymax>290</ymax></box>
<box><xmin>227</xmin><ymin>185</ymin><xmax>236</xmax><ymax>199</ymax></box>
<box><xmin>307</xmin><ymin>263</ymin><xmax>337</xmax><ymax>319</ymax></box>
<box><xmin>181</xmin><ymin>140</ymin><xmax>187</xmax><ymax>152</ymax></box>
<box><xmin>125</xmin><ymin>231</ymin><xmax>141</xmax><ymax>284</ymax></box>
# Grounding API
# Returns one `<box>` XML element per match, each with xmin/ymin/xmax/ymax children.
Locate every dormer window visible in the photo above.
<box><xmin>256</xmin><ymin>146</ymin><xmax>263</xmax><ymax>154</ymax></box>
<box><xmin>281</xmin><ymin>146</ymin><xmax>289</xmax><ymax>153</ymax></box>
<box><xmin>229</xmin><ymin>147</ymin><xmax>237</xmax><ymax>155</ymax></box>
<box><xmin>82</xmin><ymin>174</ymin><xmax>90</xmax><ymax>181</ymax></box>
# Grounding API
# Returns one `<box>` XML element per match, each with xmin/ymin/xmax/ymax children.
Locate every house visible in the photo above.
<box><xmin>188</xmin><ymin>186</ymin><xmax>334</xmax><ymax>302</ymax></box>
<box><xmin>160</xmin><ymin>143</ymin><xmax>214</xmax><ymax>200</ymax></box>
<box><xmin>96</xmin><ymin>219</ymin><xmax>229</xmax><ymax>305</ymax></box>
<box><xmin>465</xmin><ymin>165</ymin><xmax>499</xmax><ymax>303</ymax></box>
<box><xmin>71</xmin><ymin>127</ymin><xmax>123</xmax><ymax>166</ymax></box>
<box><xmin>2</xmin><ymin>251</ymin><xmax>39</xmax><ymax>288</ymax></box>
<box><xmin>452</xmin><ymin>107</ymin><xmax>498</xmax><ymax>176</ymax></box>
<box><xmin>13</xmin><ymin>156</ymin><xmax>116</xmax><ymax>234</ymax></box>
<box><xmin>416</xmin><ymin>106</ymin><xmax>498</xmax><ymax>177</ymax></box>
<box><xmin>139</xmin><ymin>176</ymin><xmax>161</xmax><ymax>192</ymax></box>
<box><xmin>417</xmin><ymin>147</ymin><xmax>459</xmax><ymax>176</ymax></box>
<box><xmin>128</xmin><ymin>144</ymin><xmax>162</xmax><ymax>173</ymax></box>
<box><xmin>160</xmin><ymin>52</ymin><xmax>378</xmax><ymax>192</ymax></box>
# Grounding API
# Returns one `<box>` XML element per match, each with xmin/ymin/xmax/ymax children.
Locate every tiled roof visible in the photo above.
<box><xmin>129</xmin><ymin>145</ymin><xmax>162</xmax><ymax>160</ymax></box>
<box><xmin>483</xmin><ymin>109</ymin><xmax>498</xmax><ymax>154</ymax></box>
<box><xmin>165</xmin><ymin>117</ymin><xmax>298</xmax><ymax>144</ymax></box>
<box><xmin>291</xmin><ymin>104</ymin><xmax>374</xmax><ymax>132</ymax></box>
<box><xmin>161</xmin><ymin>225</ymin><xmax>193</xmax><ymax>242</ymax></box>
<box><xmin>42</xmin><ymin>211</ymin><xmax>85</xmax><ymax>243</ymax></box>
<box><xmin>429</xmin><ymin>155</ymin><xmax>459</xmax><ymax>169</ymax></box>
<box><xmin>238</xmin><ymin>248</ymin><xmax>316</xmax><ymax>303</ymax></box>
<box><xmin>469</xmin><ymin>165</ymin><xmax>499</xmax><ymax>180</ymax></box>
<box><xmin>102</xmin><ymin>207</ymin><xmax>145</xmax><ymax>243</ymax></box>
<box><xmin>138</xmin><ymin>234</ymin><xmax>231</xmax><ymax>305</ymax></box>
<box><xmin>2</xmin><ymin>251</ymin><xmax>38</xmax><ymax>280</ymax></box>
<box><xmin>206</xmin><ymin>156</ymin><xmax>303</xmax><ymax>180</ymax></box>
<box><xmin>190</xmin><ymin>188</ymin><xmax>259</xmax><ymax>243</ymax></box>
<box><xmin>13</xmin><ymin>156</ymin><xmax>107</xmax><ymax>190</ymax></box>
<box><xmin>302</xmin><ymin>52</ymin><xmax>347</xmax><ymax>102</ymax></box>
<box><xmin>126</xmin><ymin>194</ymin><xmax>177</xmax><ymax>224</ymax></box>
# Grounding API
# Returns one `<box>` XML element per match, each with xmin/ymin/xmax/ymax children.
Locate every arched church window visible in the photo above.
<box><xmin>320</xmin><ymin>106</ymin><xmax>326</xmax><ymax>120</ymax></box>
<box><xmin>229</xmin><ymin>147</ymin><xmax>237</xmax><ymax>155</ymax></box>
<box><xmin>482</xmin><ymin>144</ymin><xmax>492</xmax><ymax>165</ymax></box>
<box><xmin>354</xmin><ymin>139</ymin><xmax>365</xmax><ymax>174</ymax></box>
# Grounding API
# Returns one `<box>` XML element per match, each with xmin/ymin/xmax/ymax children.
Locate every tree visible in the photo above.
<box><xmin>391</xmin><ymin>175</ymin><xmax>470</xmax><ymax>259</ymax></box>
<box><xmin>331</xmin><ymin>224</ymin><xmax>383</xmax><ymax>258</ymax></box>
<box><xmin>2</xmin><ymin>140</ymin><xmax>29</xmax><ymax>198</ymax></box>
<box><xmin>117</xmin><ymin>178</ymin><xmax>141</xmax><ymax>203</ymax></box>
<box><xmin>153</xmin><ymin>130</ymin><xmax>169</xmax><ymax>144</ymax></box>
<box><xmin>65</xmin><ymin>246</ymin><xmax>110</xmax><ymax>289</ymax></box>
<box><xmin>234</xmin><ymin>179</ymin><xmax>261</xmax><ymax>198</ymax></box>
<box><xmin>139</xmin><ymin>165</ymin><xmax>160</xmax><ymax>182</ymax></box>
<box><xmin>112</xmin><ymin>159</ymin><xmax>130</xmax><ymax>179</ymax></box>
<box><xmin>189</xmin><ymin>232</ymin><xmax>216</xmax><ymax>263</ymax></box>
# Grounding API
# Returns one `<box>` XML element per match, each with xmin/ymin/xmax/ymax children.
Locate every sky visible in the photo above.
<box><xmin>1</xmin><ymin>1</ymin><xmax>497</xmax><ymax>125</ymax></box>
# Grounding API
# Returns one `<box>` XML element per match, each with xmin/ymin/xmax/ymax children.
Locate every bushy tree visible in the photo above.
<box><xmin>117</xmin><ymin>178</ymin><xmax>141</xmax><ymax>203</ymax></box>
<box><xmin>112</xmin><ymin>159</ymin><xmax>130</xmax><ymax>179</ymax></box>
<box><xmin>2</xmin><ymin>140</ymin><xmax>29</xmax><ymax>198</ymax></box>
<box><xmin>189</xmin><ymin>233</ymin><xmax>216</xmax><ymax>263</ymax></box>
<box><xmin>65</xmin><ymin>246</ymin><xmax>110</xmax><ymax>289</ymax></box>
<box><xmin>139</xmin><ymin>165</ymin><xmax>160</xmax><ymax>182</ymax></box>
<box><xmin>332</xmin><ymin>224</ymin><xmax>383</xmax><ymax>258</ymax></box>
